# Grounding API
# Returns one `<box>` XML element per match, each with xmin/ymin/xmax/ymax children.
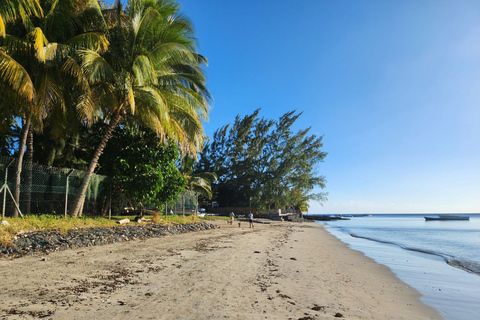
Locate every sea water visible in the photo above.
<box><xmin>319</xmin><ymin>214</ymin><xmax>480</xmax><ymax>320</ymax></box>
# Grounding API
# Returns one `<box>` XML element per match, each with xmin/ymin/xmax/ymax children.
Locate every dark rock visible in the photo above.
<box><xmin>311</xmin><ymin>305</ymin><xmax>325</xmax><ymax>311</ymax></box>
<box><xmin>1</xmin><ymin>222</ymin><xmax>217</xmax><ymax>259</ymax></box>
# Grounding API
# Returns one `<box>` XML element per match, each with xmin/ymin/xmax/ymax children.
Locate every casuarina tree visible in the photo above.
<box><xmin>197</xmin><ymin>110</ymin><xmax>327</xmax><ymax>211</ymax></box>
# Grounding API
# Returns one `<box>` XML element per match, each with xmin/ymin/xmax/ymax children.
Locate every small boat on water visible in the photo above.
<box><xmin>424</xmin><ymin>215</ymin><xmax>470</xmax><ymax>221</ymax></box>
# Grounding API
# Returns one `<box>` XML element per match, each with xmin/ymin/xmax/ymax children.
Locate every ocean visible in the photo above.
<box><xmin>318</xmin><ymin>214</ymin><xmax>480</xmax><ymax>320</ymax></box>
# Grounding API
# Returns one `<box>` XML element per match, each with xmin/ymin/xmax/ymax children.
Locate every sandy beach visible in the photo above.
<box><xmin>0</xmin><ymin>221</ymin><xmax>442</xmax><ymax>320</ymax></box>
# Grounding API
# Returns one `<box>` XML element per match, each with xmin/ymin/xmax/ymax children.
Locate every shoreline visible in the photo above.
<box><xmin>347</xmin><ymin>229</ymin><xmax>480</xmax><ymax>276</ymax></box>
<box><xmin>0</xmin><ymin>221</ymin><xmax>441</xmax><ymax>319</ymax></box>
<box><xmin>325</xmin><ymin>222</ymin><xmax>480</xmax><ymax>320</ymax></box>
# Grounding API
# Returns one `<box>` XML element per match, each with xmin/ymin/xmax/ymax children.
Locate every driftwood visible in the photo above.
<box><xmin>135</xmin><ymin>217</ymin><xmax>152</xmax><ymax>223</ymax></box>
<box><xmin>117</xmin><ymin>218</ymin><xmax>130</xmax><ymax>224</ymax></box>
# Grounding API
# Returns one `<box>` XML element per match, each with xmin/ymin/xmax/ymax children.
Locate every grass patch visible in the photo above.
<box><xmin>199</xmin><ymin>215</ymin><xmax>229</xmax><ymax>221</ymax></box>
<box><xmin>0</xmin><ymin>213</ymin><xmax>203</xmax><ymax>249</ymax></box>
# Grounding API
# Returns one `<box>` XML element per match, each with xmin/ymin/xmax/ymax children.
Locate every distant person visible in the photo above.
<box><xmin>229</xmin><ymin>212</ymin><xmax>235</xmax><ymax>225</ymax></box>
<box><xmin>248</xmin><ymin>212</ymin><xmax>254</xmax><ymax>228</ymax></box>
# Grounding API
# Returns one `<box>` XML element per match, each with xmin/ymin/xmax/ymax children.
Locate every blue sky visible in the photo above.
<box><xmin>169</xmin><ymin>0</ymin><xmax>480</xmax><ymax>214</ymax></box>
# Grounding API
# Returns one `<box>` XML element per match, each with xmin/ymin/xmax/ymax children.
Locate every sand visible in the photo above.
<box><xmin>0</xmin><ymin>220</ymin><xmax>442</xmax><ymax>320</ymax></box>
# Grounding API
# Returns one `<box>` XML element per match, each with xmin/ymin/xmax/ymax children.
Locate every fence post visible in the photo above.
<box><xmin>109</xmin><ymin>183</ymin><xmax>112</xmax><ymax>220</ymax></box>
<box><xmin>195</xmin><ymin>193</ymin><xmax>198</xmax><ymax>214</ymax></box>
<box><xmin>2</xmin><ymin>161</ymin><xmax>13</xmax><ymax>218</ymax></box>
<box><xmin>1</xmin><ymin>160</ymin><xmax>22</xmax><ymax>218</ymax></box>
<box><xmin>64</xmin><ymin>170</ymin><xmax>74</xmax><ymax>218</ymax></box>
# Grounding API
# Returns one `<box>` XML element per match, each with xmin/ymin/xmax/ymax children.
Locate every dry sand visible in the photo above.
<box><xmin>0</xmin><ymin>220</ymin><xmax>442</xmax><ymax>319</ymax></box>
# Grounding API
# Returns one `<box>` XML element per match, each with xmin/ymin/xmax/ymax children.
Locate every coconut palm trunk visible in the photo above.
<box><xmin>72</xmin><ymin>0</ymin><xmax>210</xmax><ymax>218</ymax></box>
<box><xmin>70</xmin><ymin>112</ymin><xmax>122</xmax><ymax>217</ymax></box>
<box><xmin>2</xmin><ymin>0</ymin><xmax>108</xmax><ymax>217</ymax></box>
<box><xmin>13</xmin><ymin>116</ymin><xmax>30</xmax><ymax>217</ymax></box>
<box><xmin>24</xmin><ymin>124</ymin><xmax>33</xmax><ymax>215</ymax></box>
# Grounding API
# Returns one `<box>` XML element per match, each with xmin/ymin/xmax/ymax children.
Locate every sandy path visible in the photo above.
<box><xmin>0</xmin><ymin>221</ymin><xmax>442</xmax><ymax>319</ymax></box>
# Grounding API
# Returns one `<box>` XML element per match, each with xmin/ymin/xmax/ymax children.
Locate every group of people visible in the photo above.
<box><xmin>229</xmin><ymin>211</ymin><xmax>254</xmax><ymax>228</ymax></box>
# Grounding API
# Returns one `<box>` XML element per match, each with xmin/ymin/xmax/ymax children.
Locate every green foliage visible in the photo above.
<box><xmin>69</xmin><ymin>0</ymin><xmax>211</xmax><ymax>217</ymax></box>
<box><xmin>197</xmin><ymin>109</ymin><xmax>328</xmax><ymax>211</ymax></box>
<box><xmin>98</xmin><ymin>122</ymin><xmax>186</xmax><ymax>209</ymax></box>
<box><xmin>80</xmin><ymin>0</ymin><xmax>210</xmax><ymax>157</ymax></box>
<box><xmin>0</xmin><ymin>0</ymin><xmax>209</xmax><ymax>217</ymax></box>
<box><xmin>32</xmin><ymin>129</ymin><xmax>90</xmax><ymax>169</ymax></box>
<box><xmin>180</xmin><ymin>155</ymin><xmax>217</xmax><ymax>200</ymax></box>
<box><xmin>0</xmin><ymin>110</ymin><xmax>19</xmax><ymax>156</ymax></box>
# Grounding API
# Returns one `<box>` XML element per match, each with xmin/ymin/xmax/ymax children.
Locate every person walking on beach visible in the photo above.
<box><xmin>248</xmin><ymin>212</ymin><xmax>254</xmax><ymax>228</ymax></box>
<box><xmin>229</xmin><ymin>212</ymin><xmax>235</xmax><ymax>225</ymax></box>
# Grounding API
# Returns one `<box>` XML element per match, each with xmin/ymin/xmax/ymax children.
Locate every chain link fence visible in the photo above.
<box><xmin>168</xmin><ymin>190</ymin><xmax>198</xmax><ymax>215</ymax></box>
<box><xmin>0</xmin><ymin>156</ymin><xmax>111</xmax><ymax>218</ymax></box>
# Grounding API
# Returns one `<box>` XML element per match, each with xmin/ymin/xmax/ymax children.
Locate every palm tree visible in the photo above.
<box><xmin>0</xmin><ymin>0</ymin><xmax>108</xmax><ymax>216</ymax></box>
<box><xmin>180</xmin><ymin>155</ymin><xmax>217</xmax><ymax>201</ymax></box>
<box><xmin>0</xmin><ymin>0</ymin><xmax>42</xmax><ymax>38</ymax></box>
<box><xmin>70</xmin><ymin>0</ymin><xmax>210</xmax><ymax>217</ymax></box>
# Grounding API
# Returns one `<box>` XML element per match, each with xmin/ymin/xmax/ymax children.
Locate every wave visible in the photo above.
<box><xmin>348</xmin><ymin>232</ymin><xmax>480</xmax><ymax>276</ymax></box>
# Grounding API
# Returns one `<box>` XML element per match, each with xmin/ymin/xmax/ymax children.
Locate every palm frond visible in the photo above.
<box><xmin>79</xmin><ymin>49</ymin><xmax>114</xmax><ymax>83</ymax></box>
<box><xmin>0</xmin><ymin>34</ymin><xmax>30</xmax><ymax>57</ymax></box>
<box><xmin>0</xmin><ymin>14</ymin><xmax>5</xmax><ymax>38</ymax></box>
<box><xmin>90</xmin><ymin>83</ymin><xmax>117</xmax><ymax>117</ymax></box>
<box><xmin>79</xmin><ymin>0</ymin><xmax>108</xmax><ymax>33</ymax></box>
<box><xmin>162</xmin><ymin>88</ymin><xmax>208</xmax><ymax>122</ymax></box>
<box><xmin>16</xmin><ymin>0</ymin><xmax>43</xmax><ymax>18</ymax></box>
<box><xmin>132</xmin><ymin>54</ymin><xmax>157</xmax><ymax>86</ymax></box>
<box><xmin>193</xmin><ymin>172</ymin><xmax>218</xmax><ymax>182</ymax></box>
<box><xmin>125</xmin><ymin>77</ymin><xmax>135</xmax><ymax>114</ymax></box>
<box><xmin>43</xmin><ymin>0</ymin><xmax>80</xmax><ymax>41</ymax></box>
<box><xmin>0</xmin><ymin>50</ymin><xmax>34</xmax><ymax>102</ymax></box>
<box><xmin>62</xmin><ymin>56</ymin><xmax>90</xmax><ymax>92</ymax></box>
<box><xmin>28</xmin><ymin>27</ymin><xmax>48</xmax><ymax>62</ymax></box>
<box><xmin>134</xmin><ymin>85</ymin><xmax>170</xmax><ymax>133</ymax></box>
<box><xmin>150</xmin><ymin>42</ymin><xmax>197</xmax><ymax>68</ymax></box>
<box><xmin>35</xmin><ymin>70</ymin><xmax>62</xmax><ymax>127</ymax></box>
<box><xmin>188</xmin><ymin>176</ymin><xmax>213</xmax><ymax>199</ymax></box>
<box><xmin>169</xmin><ymin>114</ymin><xmax>204</xmax><ymax>157</ymax></box>
<box><xmin>0</xmin><ymin>0</ymin><xmax>43</xmax><ymax>33</ymax></box>
<box><xmin>65</xmin><ymin>32</ymin><xmax>109</xmax><ymax>53</ymax></box>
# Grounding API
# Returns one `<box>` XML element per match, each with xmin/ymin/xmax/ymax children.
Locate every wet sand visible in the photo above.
<box><xmin>0</xmin><ymin>221</ymin><xmax>442</xmax><ymax>319</ymax></box>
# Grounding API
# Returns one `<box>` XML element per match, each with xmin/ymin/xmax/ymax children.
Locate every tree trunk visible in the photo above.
<box><xmin>24</xmin><ymin>126</ymin><xmax>34</xmax><ymax>215</ymax></box>
<box><xmin>13</xmin><ymin>117</ymin><xmax>31</xmax><ymax>217</ymax></box>
<box><xmin>70</xmin><ymin>113</ymin><xmax>121</xmax><ymax>217</ymax></box>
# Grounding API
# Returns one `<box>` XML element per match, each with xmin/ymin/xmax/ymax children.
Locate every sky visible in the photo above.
<box><xmin>160</xmin><ymin>0</ymin><xmax>480</xmax><ymax>214</ymax></box>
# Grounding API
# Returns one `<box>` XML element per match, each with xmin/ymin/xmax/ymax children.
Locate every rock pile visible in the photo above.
<box><xmin>1</xmin><ymin>222</ymin><xmax>218</xmax><ymax>258</ymax></box>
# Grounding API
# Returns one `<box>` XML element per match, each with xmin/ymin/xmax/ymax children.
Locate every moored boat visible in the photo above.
<box><xmin>424</xmin><ymin>215</ymin><xmax>470</xmax><ymax>221</ymax></box>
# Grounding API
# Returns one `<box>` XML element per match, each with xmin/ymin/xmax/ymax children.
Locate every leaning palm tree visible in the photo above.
<box><xmin>0</xmin><ymin>0</ymin><xmax>108</xmax><ymax>216</ymax></box>
<box><xmin>70</xmin><ymin>0</ymin><xmax>210</xmax><ymax>217</ymax></box>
